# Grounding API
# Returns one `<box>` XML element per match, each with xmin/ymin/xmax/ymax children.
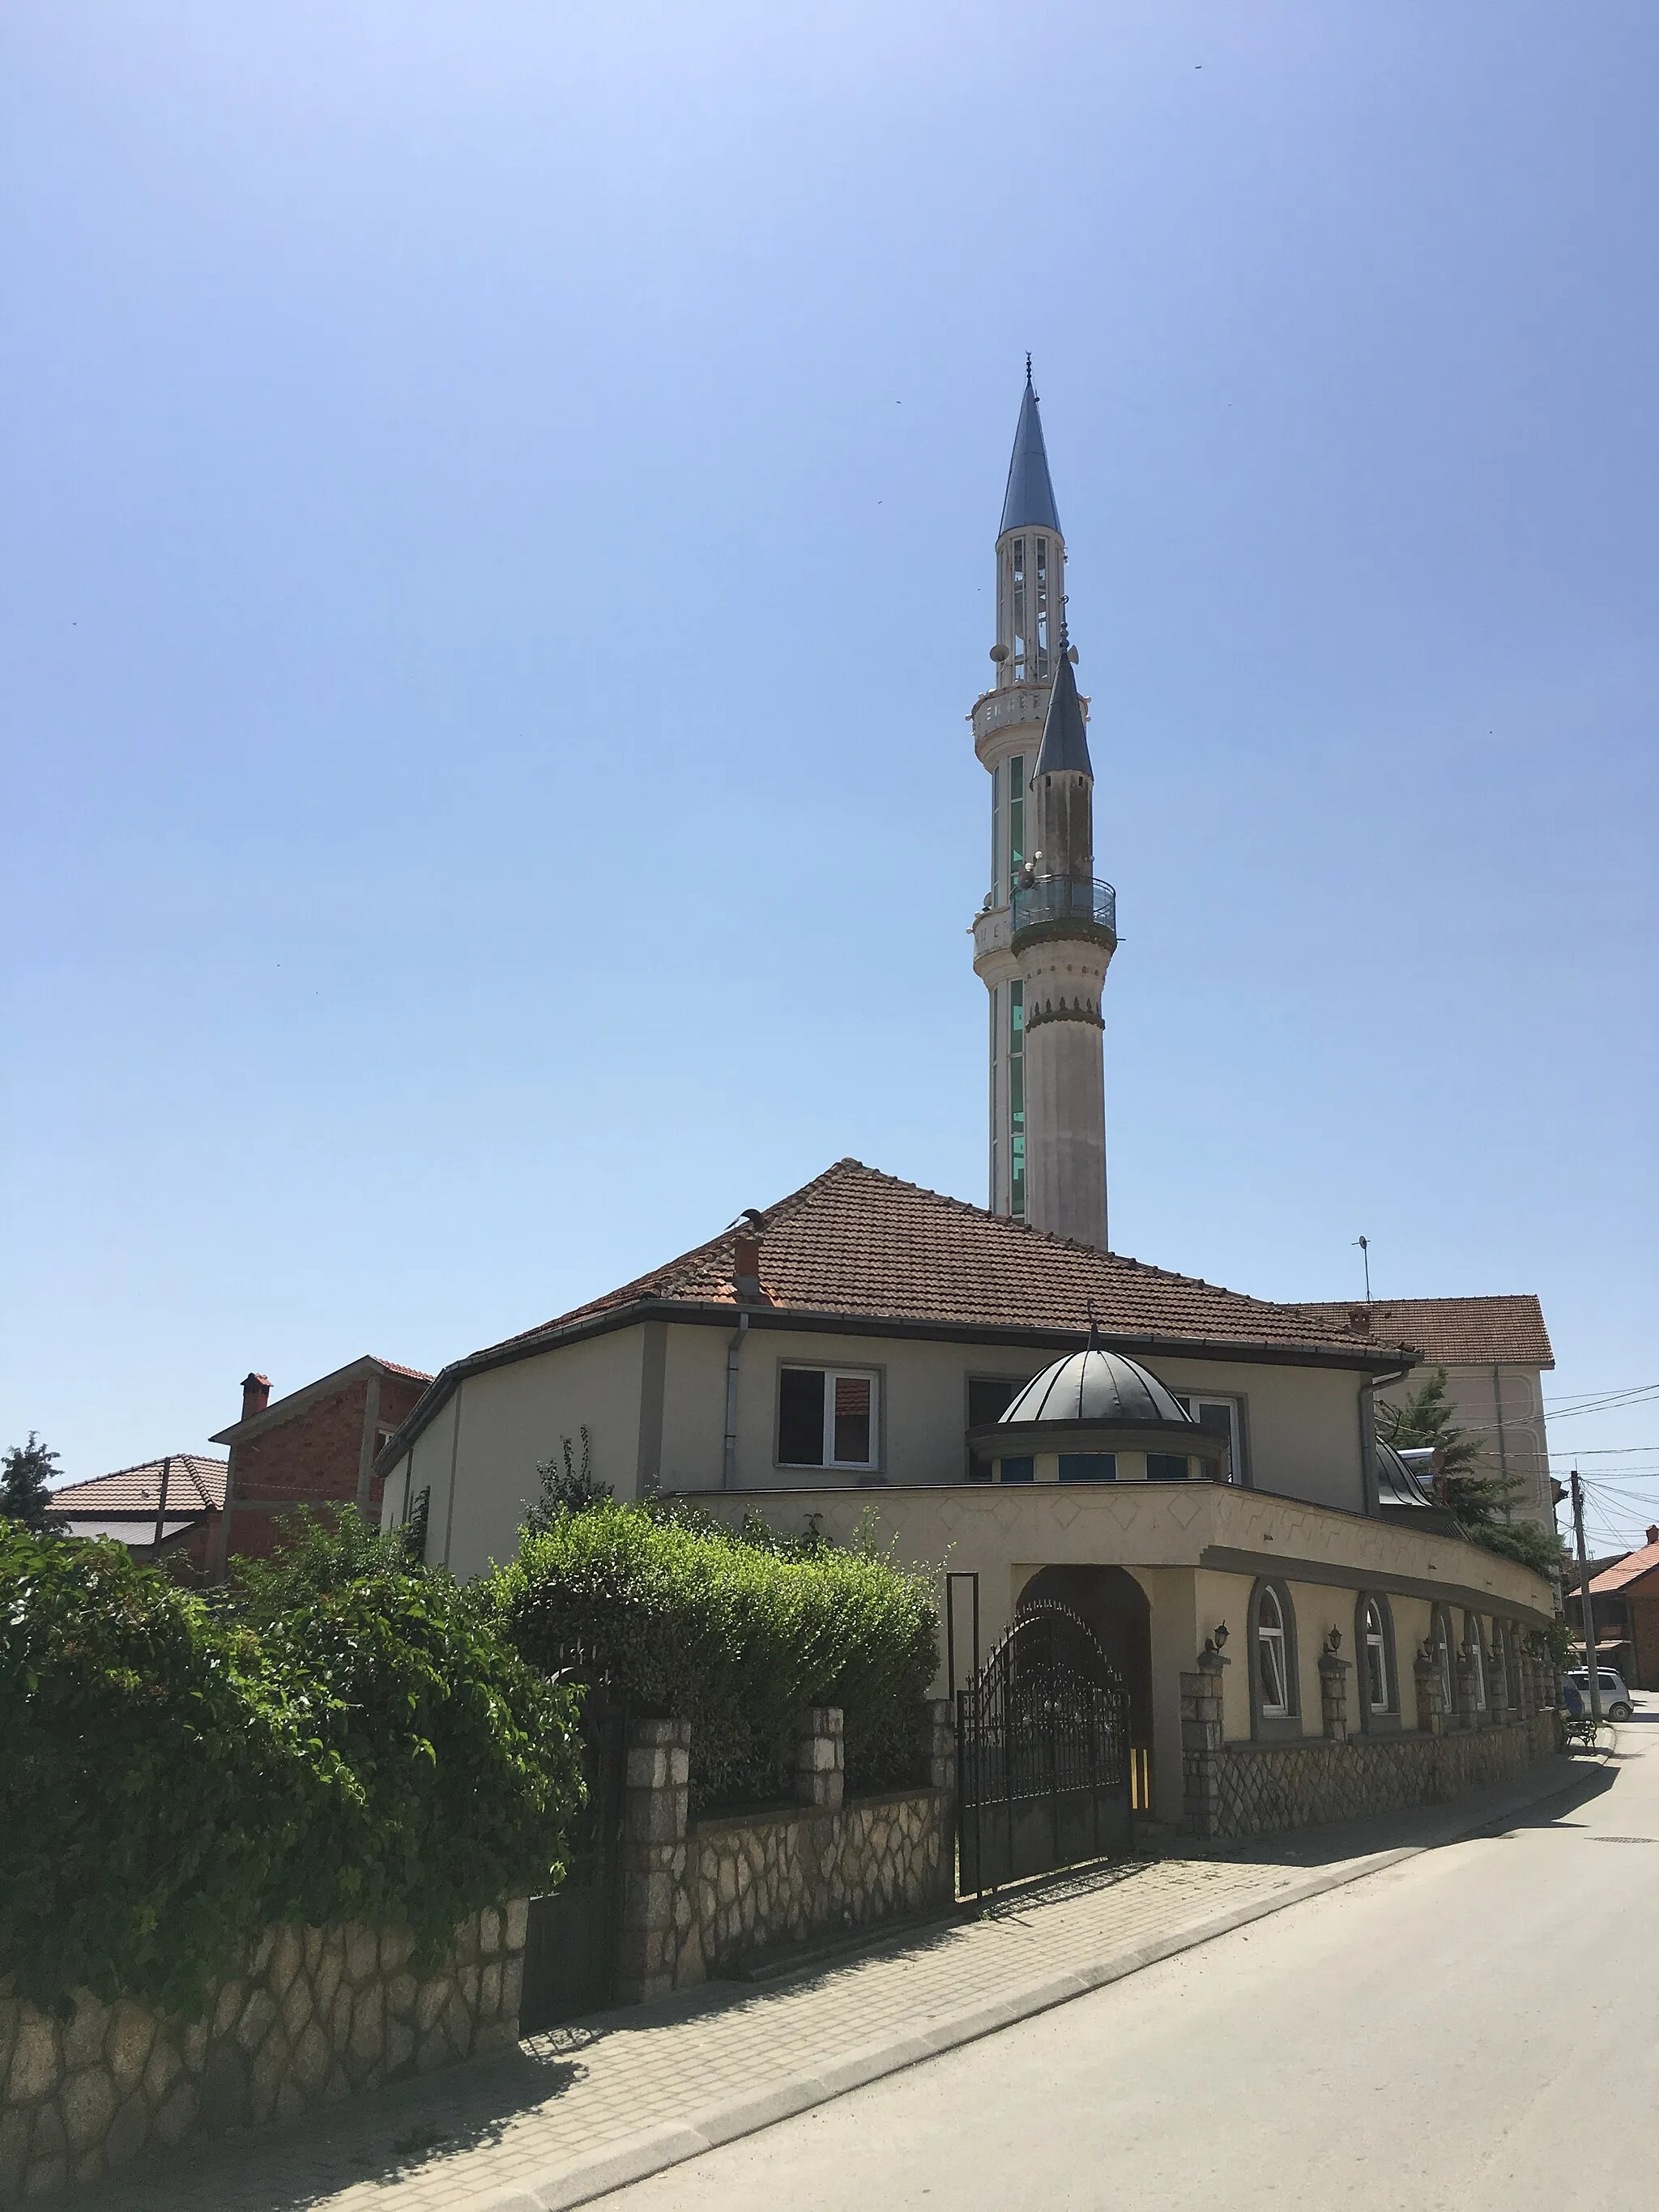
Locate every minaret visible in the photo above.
<box><xmin>970</xmin><ymin>369</ymin><xmax>1117</xmax><ymax>1247</ymax></box>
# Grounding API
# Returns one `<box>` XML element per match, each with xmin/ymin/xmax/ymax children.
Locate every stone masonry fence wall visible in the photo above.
<box><xmin>618</xmin><ymin>1703</ymin><xmax>956</xmax><ymax>2001</ymax></box>
<box><xmin>1181</xmin><ymin>1635</ymin><xmax>1563</xmax><ymax>1842</ymax></box>
<box><xmin>0</xmin><ymin>1904</ymin><xmax>527</xmax><ymax>2204</ymax></box>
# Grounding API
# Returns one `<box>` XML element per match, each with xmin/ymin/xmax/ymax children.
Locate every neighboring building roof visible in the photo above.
<box><xmin>1298</xmin><ymin>1295</ymin><xmax>1554</xmax><ymax>1370</ymax></box>
<box><xmin>1590</xmin><ymin>1533</ymin><xmax>1659</xmax><ymax>1595</ymax></box>
<box><xmin>210</xmin><ymin>1354</ymin><xmax>433</xmax><ymax>1446</ymax></box>
<box><xmin>47</xmin><ymin>1454</ymin><xmax>228</xmax><ymax>1517</ymax></box>
<box><xmin>1032</xmin><ymin>650</ymin><xmax>1093</xmax><ymax>778</ymax></box>
<box><xmin>382</xmin><ymin>1158</ymin><xmax>1418</xmax><ymax>1468</ymax></box>
<box><xmin>1000</xmin><ymin>374</ymin><xmax>1061</xmax><ymax>536</ymax></box>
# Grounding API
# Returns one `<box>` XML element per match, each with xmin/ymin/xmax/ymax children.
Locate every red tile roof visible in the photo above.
<box><xmin>373</xmin><ymin>1357</ymin><xmax>434</xmax><ymax>1382</ymax></box>
<box><xmin>47</xmin><ymin>1455</ymin><xmax>228</xmax><ymax>1516</ymax></box>
<box><xmin>1590</xmin><ymin>1536</ymin><xmax>1659</xmax><ymax>1595</ymax></box>
<box><xmin>491</xmin><ymin>1159</ymin><xmax>1410</xmax><ymax>1361</ymax></box>
<box><xmin>1297</xmin><ymin>1295</ymin><xmax>1553</xmax><ymax>1370</ymax></box>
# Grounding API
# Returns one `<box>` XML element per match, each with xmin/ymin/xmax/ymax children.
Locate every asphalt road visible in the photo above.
<box><xmin>596</xmin><ymin>1704</ymin><xmax>1659</xmax><ymax>2212</ymax></box>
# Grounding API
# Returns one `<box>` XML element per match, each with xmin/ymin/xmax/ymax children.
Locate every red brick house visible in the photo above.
<box><xmin>1587</xmin><ymin>1528</ymin><xmax>1659</xmax><ymax>1690</ymax></box>
<box><xmin>45</xmin><ymin>1454</ymin><xmax>228</xmax><ymax>1580</ymax></box>
<box><xmin>208</xmin><ymin>1356</ymin><xmax>430</xmax><ymax>1577</ymax></box>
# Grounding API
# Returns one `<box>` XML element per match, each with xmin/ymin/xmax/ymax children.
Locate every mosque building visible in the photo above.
<box><xmin>375</xmin><ymin>375</ymin><xmax>1559</xmax><ymax>1839</ymax></box>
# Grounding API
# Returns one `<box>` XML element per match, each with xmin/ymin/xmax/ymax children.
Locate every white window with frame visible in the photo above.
<box><xmin>1363</xmin><ymin>1598</ymin><xmax>1389</xmax><ymax>1714</ymax></box>
<box><xmin>1175</xmin><ymin>1395</ymin><xmax>1244</xmax><ymax>1483</ymax></box>
<box><xmin>1257</xmin><ymin>1587</ymin><xmax>1290</xmax><ymax>1717</ymax></box>
<box><xmin>777</xmin><ymin>1366</ymin><xmax>879</xmax><ymax>1472</ymax></box>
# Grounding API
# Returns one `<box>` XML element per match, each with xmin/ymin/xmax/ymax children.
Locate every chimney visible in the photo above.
<box><xmin>731</xmin><ymin>1209</ymin><xmax>767</xmax><ymax>1302</ymax></box>
<box><xmin>1348</xmin><ymin>1306</ymin><xmax>1371</xmax><ymax>1336</ymax></box>
<box><xmin>1648</xmin><ymin>1525</ymin><xmax>1658</xmax><ymax>1547</ymax></box>
<box><xmin>241</xmin><ymin>1372</ymin><xmax>271</xmax><ymax>1421</ymax></box>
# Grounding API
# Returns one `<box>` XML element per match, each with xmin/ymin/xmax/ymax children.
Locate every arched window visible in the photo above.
<box><xmin>1258</xmin><ymin>1588</ymin><xmax>1290</xmax><ymax>1715</ymax></box>
<box><xmin>1363</xmin><ymin>1599</ymin><xmax>1389</xmax><ymax>1714</ymax></box>
<box><xmin>1465</xmin><ymin>1614</ymin><xmax>1488</xmax><ymax>1717</ymax></box>
<box><xmin>1431</xmin><ymin>1605</ymin><xmax>1456</xmax><ymax>1717</ymax></box>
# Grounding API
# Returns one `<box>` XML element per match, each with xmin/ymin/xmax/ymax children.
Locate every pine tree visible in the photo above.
<box><xmin>1</xmin><ymin>1432</ymin><xmax>60</xmax><ymax>1532</ymax></box>
<box><xmin>1377</xmin><ymin>1370</ymin><xmax>1563</xmax><ymax>1575</ymax></box>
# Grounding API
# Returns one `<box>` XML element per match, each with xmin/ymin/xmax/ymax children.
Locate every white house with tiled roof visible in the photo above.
<box><xmin>375</xmin><ymin>377</ymin><xmax>1559</xmax><ymax>1842</ymax></box>
<box><xmin>377</xmin><ymin>1160</ymin><xmax>1557</xmax><ymax>1833</ymax></box>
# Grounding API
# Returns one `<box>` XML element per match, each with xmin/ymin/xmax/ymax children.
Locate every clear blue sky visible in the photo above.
<box><xmin>3</xmin><ymin>3</ymin><xmax>1656</xmax><ymax>1547</ymax></box>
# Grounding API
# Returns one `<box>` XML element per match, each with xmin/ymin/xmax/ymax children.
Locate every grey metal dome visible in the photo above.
<box><xmin>1002</xmin><ymin>1349</ymin><xmax>1195</xmax><ymax>1430</ymax></box>
<box><xmin>1375</xmin><ymin>1438</ymin><xmax>1435</xmax><ymax>1510</ymax></box>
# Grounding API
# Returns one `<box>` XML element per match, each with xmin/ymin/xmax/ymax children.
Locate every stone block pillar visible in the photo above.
<box><xmin>1414</xmin><ymin>1647</ymin><xmax>1445</xmax><ymax>1736</ymax></box>
<box><xmin>923</xmin><ymin>1699</ymin><xmax>956</xmax><ymax>1796</ymax></box>
<box><xmin>616</xmin><ymin>1717</ymin><xmax>693</xmax><ymax>2004</ymax></box>
<box><xmin>1318</xmin><ymin>1651</ymin><xmax>1351</xmax><ymax>1744</ymax></box>
<box><xmin>1179</xmin><ymin>1648</ymin><xmax>1226</xmax><ymax>1839</ymax></box>
<box><xmin>795</xmin><ymin>1707</ymin><xmax>845</xmax><ymax>1812</ymax></box>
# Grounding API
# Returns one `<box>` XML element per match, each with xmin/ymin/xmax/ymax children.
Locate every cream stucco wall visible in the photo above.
<box><xmin>381</xmin><ymin>1325</ymin><xmax>653</xmax><ymax>1582</ymax></box>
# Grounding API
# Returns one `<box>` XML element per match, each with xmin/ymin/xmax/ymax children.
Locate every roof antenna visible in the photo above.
<box><xmin>1353</xmin><ymin>1234</ymin><xmax>1371</xmax><ymax>1302</ymax></box>
<box><xmin>1026</xmin><ymin>352</ymin><xmax>1033</xmax><ymax>383</ymax></box>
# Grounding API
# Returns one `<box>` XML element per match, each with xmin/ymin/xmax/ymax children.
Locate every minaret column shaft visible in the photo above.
<box><xmin>1023</xmin><ymin>1011</ymin><xmax>1109</xmax><ymax>1249</ymax></box>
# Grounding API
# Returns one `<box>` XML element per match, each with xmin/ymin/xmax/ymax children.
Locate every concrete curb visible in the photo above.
<box><xmin>480</xmin><ymin>1753</ymin><xmax>1595</xmax><ymax>2212</ymax></box>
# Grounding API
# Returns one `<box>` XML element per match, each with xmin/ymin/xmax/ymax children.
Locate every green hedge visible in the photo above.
<box><xmin>493</xmin><ymin>1502</ymin><xmax>939</xmax><ymax>1808</ymax></box>
<box><xmin>0</xmin><ymin>1516</ymin><xmax>583</xmax><ymax>2018</ymax></box>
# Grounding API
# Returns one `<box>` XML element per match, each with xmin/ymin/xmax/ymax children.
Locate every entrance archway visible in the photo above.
<box><xmin>1018</xmin><ymin>1566</ymin><xmax>1154</xmax><ymax>1795</ymax></box>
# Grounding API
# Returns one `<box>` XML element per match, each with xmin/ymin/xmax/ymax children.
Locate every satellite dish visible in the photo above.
<box><xmin>989</xmin><ymin>643</ymin><xmax>1009</xmax><ymax>662</ymax></box>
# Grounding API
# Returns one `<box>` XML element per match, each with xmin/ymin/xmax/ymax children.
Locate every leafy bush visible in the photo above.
<box><xmin>236</xmin><ymin>1514</ymin><xmax>586</xmax><ymax>1956</ymax></box>
<box><xmin>0</xmin><ymin>1522</ymin><xmax>315</xmax><ymax>2015</ymax></box>
<box><xmin>0</xmin><ymin>1514</ymin><xmax>584</xmax><ymax>2017</ymax></box>
<box><xmin>493</xmin><ymin>1500</ymin><xmax>938</xmax><ymax>1808</ymax></box>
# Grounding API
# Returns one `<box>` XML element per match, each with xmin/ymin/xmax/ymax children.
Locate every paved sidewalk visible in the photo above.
<box><xmin>85</xmin><ymin>1753</ymin><xmax>1597</xmax><ymax>2212</ymax></box>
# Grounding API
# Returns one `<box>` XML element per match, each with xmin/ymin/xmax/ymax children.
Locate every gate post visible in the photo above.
<box><xmin>616</xmin><ymin>1717</ymin><xmax>694</xmax><ymax>2004</ymax></box>
<box><xmin>923</xmin><ymin>1698</ymin><xmax>956</xmax><ymax>1906</ymax></box>
<box><xmin>1180</xmin><ymin>1647</ymin><xmax>1226</xmax><ymax>1839</ymax></box>
<box><xmin>795</xmin><ymin>1707</ymin><xmax>845</xmax><ymax>1810</ymax></box>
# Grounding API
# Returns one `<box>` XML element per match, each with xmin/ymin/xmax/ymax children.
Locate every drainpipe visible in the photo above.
<box><xmin>722</xmin><ymin>1313</ymin><xmax>749</xmax><ymax>1490</ymax></box>
<box><xmin>1362</xmin><ymin>1363</ymin><xmax>1413</xmax><ymax>1519</ymax></box>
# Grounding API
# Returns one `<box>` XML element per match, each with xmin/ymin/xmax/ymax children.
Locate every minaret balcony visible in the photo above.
<box><xmin>1010</xmin><ymin>875</ymin><xmax>1117</xmax><ymax>952</ymax></box>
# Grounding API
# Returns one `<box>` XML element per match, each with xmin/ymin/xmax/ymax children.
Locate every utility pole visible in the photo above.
<box><xmin>151</xmin><ymin>1455</ymin><xmax>173</xmax><ymax>1559</ymax></box>
<box><xmin>1569</xmin><ymin>1469</ymin><xmax>1602</xmax><ymax>1725</ymax></box>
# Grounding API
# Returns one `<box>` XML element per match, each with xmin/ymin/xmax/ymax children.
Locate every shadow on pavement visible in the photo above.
<box><xmin>87</xmin><ymin>2045</ymin><xmax>589</xmax><ymax>2212</ymax></box>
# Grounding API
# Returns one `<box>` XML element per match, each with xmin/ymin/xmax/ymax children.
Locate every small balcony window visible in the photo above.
<box><xmin>1147</xmin><ymin>1453</ymin><xmax>1190</xmax><ymax>1482</ymax></box>
<box><xmin>778</xmin><ymin>1366</ymin><xmax>879</xmax><ymax>1471</ymax></box>
<box><xmin>1058</xmin><ymin>1453</ymin><xmax>1117</xmax><ymax>1482</ymax></box>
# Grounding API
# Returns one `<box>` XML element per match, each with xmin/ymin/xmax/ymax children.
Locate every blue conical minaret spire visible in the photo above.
<box><xmin>1000</xmin><ymin>360</ymin><xmax>1061</xmax><ymax>536</ymax></box>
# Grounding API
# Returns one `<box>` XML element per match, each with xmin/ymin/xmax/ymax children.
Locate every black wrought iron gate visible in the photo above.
<box><xmin>957</xmin><ymin>1601</ymin><xmax>1132</xmax><ymax>1897</ymax></box>
<box><xmin>519</xmin><ymin>1691</ymin><xmax>626</xmax><ymax>2031</ymax></box>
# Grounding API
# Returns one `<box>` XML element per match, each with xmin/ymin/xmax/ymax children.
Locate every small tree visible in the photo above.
<box><xmin>1</xmin><ymin>1433</ymin><xmax>59</xmax><ymax>1532</ymax></box>
<box><xmin>525</xmin><ymin>1426</ymin><xmax>609</xmax><ymax>1532</ymax></box>
<box><xmin>1378</xmin><ymin>1368</ymin><xmax>1564</xmax><ymax>1575</ymax></box>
